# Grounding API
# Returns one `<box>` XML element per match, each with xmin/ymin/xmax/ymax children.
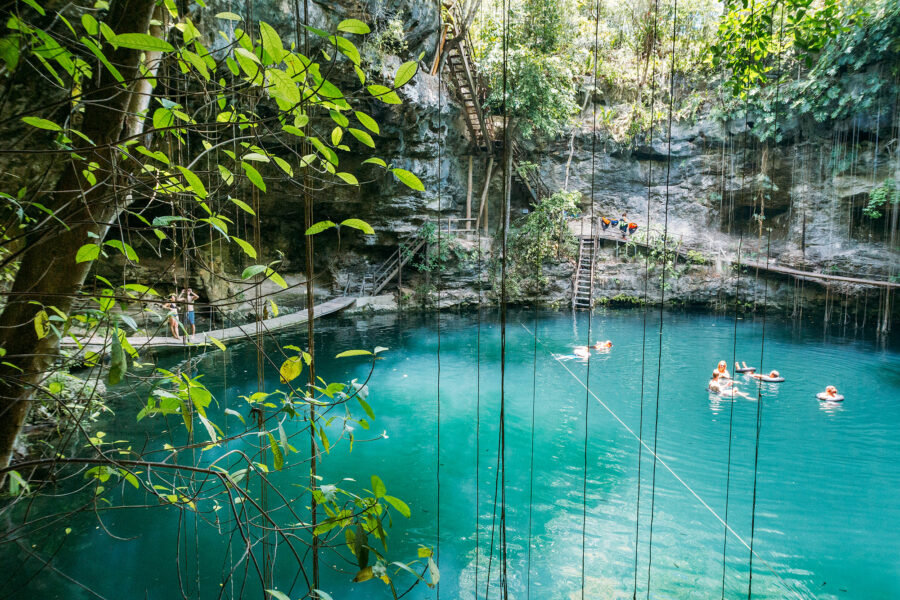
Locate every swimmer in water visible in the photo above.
<box><xmin>573</xmin><ymin>346</ymin><xmax>590</xmax><ymax>358</ymax></box>
<box><xmin>713</xmin><ymin>360</ymin><xmax>731</xmax><ymax>379</ymax></box>
<box><xmin>709</xmin><ymin>371</ymin><xmax>750</xmax><ymax>399</ymax></box>
<box><xmin>822</xmin><ymin>385</ymin><xmax>840</xmax><ymax>400</ymax></box>
<box><xmin>750</xmin><ymin>369</ymin><xmax>781</xmax><ymax>380</ymax></box>
<box><xmin>593</xmin><ymin>340</ymin><xmax>613</xmax><ymax>350</ymax></box>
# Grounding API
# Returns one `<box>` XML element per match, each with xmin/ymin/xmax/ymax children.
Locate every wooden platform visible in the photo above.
<box><xmin>573</xmin><ymin>222</ymin><xmax>899</xmax><ymax>290</ymax></box>
<box><xmin>62</xmin><ymin>296</ymin><xmax>356</xmax><ymax>353</ymax></box>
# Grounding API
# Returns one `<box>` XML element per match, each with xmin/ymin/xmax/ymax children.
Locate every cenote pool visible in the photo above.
<box><xmin>7</xmin><ymin>308</ymin><xmax>900</xmax><ymax>599</ymax></box>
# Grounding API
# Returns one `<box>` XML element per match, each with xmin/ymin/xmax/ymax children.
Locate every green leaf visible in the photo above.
<box><xmin>279</xmin><ymin>356</ymin><xmax>302</xmax><ymax>383</ymax></box>
<box><xmin>394</xmin><ymin>61</ymin><xmax>417</xmax><ymax>88</ymax></box>
<box><xmin>207</xmin><ymin>335</ymin><xmax>226</xmax><ymax>351</ymax></box>
<box><xmin>268</xmin><ymin>433</ymin><xmax>284</xmax><ymax>470</ymax></box>
<box><xmin>108</xmin><ymin>330</ymin><xmax>126</xmax><ymax>385</ymax></box>
<box><xmin>312</xmin><ymin>590</ymin><xmax>334</xmax><ymax>600</ymax></box>
<box><xmin>242</xmin><ymin>162</ymin><xmax>266</xmax><ymax>192</ymax></box>
<box><xmin>21</xmin><ymin>116</ymin><xmax>61</xmax><ymax>131</ymax></box>
<box><xmin>348</xmin><ymin>128</ymin><xmax>374</xmax><ymax>148</ymax></box>
<box><xmin>112</xmin><ymin>33</ymin><xmax>174</xmax><ymax>53</ymax></box>
<box><xmin>335</xmin><ymin>349</ymin><xmax>373</xmax><ymax>358</ymax></box>
<box><xmin>392</xmin><ymin>168</ymin><xmax>424</xmax><ymax>191</ymax></box>
<box><xmin>230</xmin><ymin>198</ymin><xmax>256</xmax><ymax>216</ymax></box>
<box><xmin>152</xmin><ymin>107</ymin><xmax>174</xmax><ymax>130</ymax></box>
<box><xmin>384</xmin><ymin>495</ymin><xmax>410</xmax><ymax>518</ymax></box>
<box><xmin>75</xmin><ymin>244</ymin><xmax>101</xmax><ymax>263</ymax></box>
<box><xmin>336</xmin><ymin>172</ymin><xmax>358</xmax><ymax>186</ymax></box>
<box><xmin>371</xmin><ymin>475</ymin><xmax>386</xmax><ymax>499</ymax></box>
<box><xmin>340</xmin><ymin>218</ymin><xmax>374</xmax><ymax>234</ymax></box>
<box><xmin>337</xmin><ymin>19</ymin><xmax>371</xmax><ymax>35</ymax></box>
<box><xmin>232</xmin><ymin>236</ymin><xmax>257</xmax><ymax>258</ymax></box>
<box><xmin>34</xmin><ymin>310</ymin><xmax>48</xmax><ymax>340</ymax></box>
<box><xmin>241</xmin><ymin>265</ymin><xmax>268</xmax><ymax>281</ymax></box>
<box><xmin>104</xmin><ymin>240</ymin><xmax>139</xmax><ymax>261</ymax></box>
<box><xmin>22</xmin><ymin>0</ymin><xmax>46</xmax><ymax>16</ymax></box>
<box><xmin>215</xmin><ymin>11</ymin><xmax>242</xmax><ymax>21</ymax></box>
<box><xmin>354</xmin><ymin>111</ymin><xmax>379</xmax><ymax>134</ymax></box>
<box><xmin>272</xmin><ymin>156</ymin><xmax>293</xmax><ymax>177</ymax></box>
<box><xmin>177</xmin><ymin>166</ymin><xmax>208</xmax><ymax>199</ymax></box>
<box><xmin>305</xmin><ymin>220</ymin><xmax>336</xmax><ymax>235</ymax></box>
<box><xmin>259</xmin><ymin>21</ymin><xmax>285</xmax><ymax>63</ymax></box>
<box><xmin>427</xmin><ymin>557</ymin><xmax>440</xmax><ymax>587</ymax></box>
<box><xmin>265</xmin><ymin>268</ymin><xmax>288</xmax><ymax>289</ymax></box>
<box><xmin>121</xmin><ymin>283</ymin><xmax>158</xmax><ymax>296</ymax></box>
<box><xmin>329</xmin><ymin>109</ymin><xmax>349</xmax><ymax>127</ymax></box>
<box><xmin>266</xmin><ymin>590</ymin><xmax>291</xmax><ymax>600</ymax></box>
<box><xmin>367</xmin><ymin>84</ymin><xmax>401</xmax><ymax>104</ymax></box>
<box><xmin>362</xmin><ymin>157</ymin><xmax>387</xmax><ymax>168</ymax></box>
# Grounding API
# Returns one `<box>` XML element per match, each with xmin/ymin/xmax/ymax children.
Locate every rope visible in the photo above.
<box><xmin>747</xmin><ymin>228</ymin><xmax>772</xmax><ymax>599</ymax></box>
<box><xmin>632</xmin><ymin>0</ymin><xmax>660</xmax><ymax>596</ymax></box>
<box><xmin>498</xmin><ymin>0</ymin><xmax>510</xmax><ymax>594</ymax></box>
<box><xmin>580</xmin><ymin>3</ymin><xmax>602</xmax><ymax>597</ymax></box>
<box><xmin>645</xmin><ymin>0</ymin><xmax>677</xmax><ymax>595</ymax></box>
<box><xmin>720</xmin><ymin>235</ymin><xmax>743</xmax><ymax>598</ymax></box>
<box><xmin>520</xmin><ymin>322</ymin><xmax>805</xmax><ymax>600</ymax></box>
<box><xmin>436</xmin><ymin>36</ymin><xmax>443</xmax><ymax>598</ymax></box>
<box><xmin>525</xmin><ymin>302</ymin><xmax>537</xmax><ymax>600</ymax></box>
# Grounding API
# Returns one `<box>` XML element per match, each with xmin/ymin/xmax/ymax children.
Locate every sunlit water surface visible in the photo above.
<box><xmin>6</xmin><ymin>308</ymin><xmax>900</xmax><ymax>600</ymax></box>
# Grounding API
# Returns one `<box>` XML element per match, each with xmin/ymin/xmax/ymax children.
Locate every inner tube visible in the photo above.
<box><xmin>758</xmin><ymin>376</ymin><xmax>785</xmax><ymax>383</ymax></box>
<box><xmin>817</xmin><ymin>392</ymin><xmax>844</xmax><ymax>402</ymax></box>
<box><xmin>735</xmin><ymin>367</ymin><xmax>756</xmax><ymax>373</ymax></box>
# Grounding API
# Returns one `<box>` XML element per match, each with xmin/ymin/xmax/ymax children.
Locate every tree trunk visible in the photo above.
<box><xmin>0</xmin><ymin>0</ymin><xmax>158</xmax><ymax>471</ymax></box>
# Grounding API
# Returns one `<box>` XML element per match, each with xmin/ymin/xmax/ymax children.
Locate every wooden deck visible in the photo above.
<box><xmin>574</xmin><ymin>222</ymin><xmax>899</xmax><ymax>290</ymax></box>
<box><xmin>62</xmin><ymin>296</ymin><xmax>357</xmax><ymax>353</ymax></box>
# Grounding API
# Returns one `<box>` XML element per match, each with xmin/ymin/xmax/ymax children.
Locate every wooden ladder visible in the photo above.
<box><xmin>444</xmin><ymin>24</ymin><xmax>493</xmax><ymax>152</ymax></box>
<box><xmin>441</xmin><ymin>8</ymin><xmax>552</xmax><ymax>204</ymax></box>
<box><xmin>573</xmin><ymin>235</ymin><xmax>596</xmax><ymax>310</ymax></box>
<box><xmin>360</xmin><ymin>228</ymin><xmax>430</xmax><ymax>296</ymax></box>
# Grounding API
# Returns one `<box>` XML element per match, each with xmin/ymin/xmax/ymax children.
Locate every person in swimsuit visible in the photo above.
<box><xmin>734</xmin><ymin>361</ymin><xmax>754</xmax><ymax>372</ymax></box>
<box><xmin>821</xmin><ymin>385</ymin><xmax>840</xmax><ymax>400</ymax></box>
<box><xmin>178</xmin><ymin>287</ymin><xmax>200</xmax><ymax>340</ymax></box>
<box><xmin>593</xmin><ymin>340</ymin><xmax>613</xmax><ymax>350</ymax></box>
<box><xmin>163</xmin><ymin>294</ymin><xmax>181</xmax><ymax>341</ymax></box>
<box><xmin>750</xmin><ymin>369</ymin><xmax>781</xmax><ymax>380</ymax></box>
<box><xmin>714</xmin><ymin>360</ymin><xmax>731</xmax><ymax>379</ymax></box>
<box><xmin>709</xmin><ymin>371</ymin><xmax>750</xmax><ymax>399</ymax></box>
<box><xmin>573</xmin><ymin>345</ymin><xmax>590</xmax><ymax>358</ymax></box>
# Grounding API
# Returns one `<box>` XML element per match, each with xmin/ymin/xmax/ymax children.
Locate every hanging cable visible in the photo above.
<box><xmin>645</xmin><ymin>1</ymin><xmax>677</xmax><ymax>595</ymax></box>
<box><xmin>498</xmin><ymin>0</ymin><xmax>510</xmax><ymax>595</ymax></box>
<box><xmin>436</xmin><ymin>27</ymin><xmax>443</xmax><ymax>598</ymax></box>
<box><xmin>580</xmin><ymin>2</ymin><xmax>602</xmax><ymax>598</ymax></box>
<box><xmin>720</xmin><ymin>235</ymin><xmax>743</xmax><ymax>598</ymax></box>
<box><xmin>632</xmin><ymin>1</ymin><xmax>660</xmax><ymax>596</ymax></box>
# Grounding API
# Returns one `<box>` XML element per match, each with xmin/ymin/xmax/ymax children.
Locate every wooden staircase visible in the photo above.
<box><xmin>573</xmin><ymin>235</ymin><xmax>596</xmax><ymax>310</ymax></box>
<box><xmin>444</xmin><ymin>21</ymin><xmax>494</xmax><ymax>152</ymax></box>
<box><xmin>359</xmin><ymin>227</ymin><xmax>430</xmax><ymax>296</ymax></box>
<box><xmin>441</xmin><ymin>7</ymin><xmax>549</xmax><ymax>202</ymax></box>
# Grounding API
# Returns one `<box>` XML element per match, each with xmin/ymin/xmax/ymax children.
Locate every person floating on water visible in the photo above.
<box><xmin>709</xmin><ymin>371</ymin><xmax>750</xmax><ymax>399</ymax></box>
<box><xmin>750</xmin><ymin>369</ymin><xmax>784</xmax><ymax>382</ymax></box>
<box><xmin>817</xmin><ymin>386</ymin><xmax>844</xmax><ymax>402</ymax></box>
<box><xmin>163</xmin><ymin>294</ymin><xmax>181</xmax><ymax>341</ymax></box>
<box><xmin>734</xmin><ymin>361</ymin><xmax>756</xmax><ymax>373</ymax></box>
<box><xmin>713</xmin><ymin>360</ymin><xmax>731</xmax><ymax>380</ymax></box>
<box><xmin>178</xmin><ymin>287</ymin><xmax>200</xmax><ymax>341</ymax></box>
<box><xmin>593</xmin><ymin>340</ymin><xmax>613</xmax><ymax>350</ymax></box>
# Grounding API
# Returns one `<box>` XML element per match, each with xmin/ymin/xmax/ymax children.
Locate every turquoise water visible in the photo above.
<box><xmin>4</xmin><ymin>308</ymin><xmax>900</xmax><ymax>599</ymax></box>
